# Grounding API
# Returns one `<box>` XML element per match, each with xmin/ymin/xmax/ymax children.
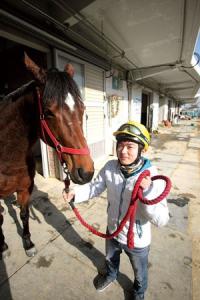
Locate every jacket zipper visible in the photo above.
<box><xmin>117</xmin><ymin>178</ymin><xmax>127</xmax><ymax>226</ymax></box>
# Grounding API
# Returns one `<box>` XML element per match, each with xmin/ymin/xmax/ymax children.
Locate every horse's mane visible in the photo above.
<box><xmin>1</xmin><ymin>80</ymin><xmax>36</xmax><ymax>103</ymax></box>
<box><xmin>43</xmin><ymin>69</ymin><xmax>83</xmax><ymax>107</ymax></box>
<box><xmin>1</xmin><ymin>69</ymin><xmax>83</xmax><ymax>108</ymax></box>
<box><xmin>2</xmin><ymin>81</ymin><xmax>36</xmax><ymax>104</ymax></box>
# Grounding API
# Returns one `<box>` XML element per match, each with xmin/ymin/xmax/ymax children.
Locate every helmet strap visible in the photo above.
<box><xmin>134</xmin><ymin>143</ymin><xmax>144</xmax><ymax>164</ymax></box>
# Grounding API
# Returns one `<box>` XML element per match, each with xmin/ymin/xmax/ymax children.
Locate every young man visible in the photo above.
<box><xmin>63</xmin><ymin>121</ymin><xmax>169</xmax><ymax>300</ymax></box>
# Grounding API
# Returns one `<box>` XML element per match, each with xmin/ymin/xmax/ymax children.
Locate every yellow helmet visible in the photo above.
<box><xmin>113</xmin><ymin>121</ymin><xmax>151</xmax><ymax>151</ymax></box>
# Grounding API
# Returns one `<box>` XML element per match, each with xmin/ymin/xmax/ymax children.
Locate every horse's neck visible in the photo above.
<box><xmin>19</xmin><ymin>92</ymin><xmax>39</xmax><ymax>142</ymax></box>
<box><xmin>0</xmin><ymin>91</ymin><xmax>39</xmax><ymax>162</ymax></box>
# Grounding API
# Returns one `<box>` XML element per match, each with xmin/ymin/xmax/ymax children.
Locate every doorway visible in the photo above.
<box><xmin>0</xmin><ymin>36</ymin><xmax>47</xmax><ymax>175</ymax></box>
<box><xmin>141</xmin><ymin>93</ymin><xmax>149</xmax><ymax>126</ymax></box>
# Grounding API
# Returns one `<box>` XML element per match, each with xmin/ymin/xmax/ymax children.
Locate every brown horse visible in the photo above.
<box><xmin>0</xmin><ymin>53</ymin><xmax>94</xmax><ymax>257</ymax></box>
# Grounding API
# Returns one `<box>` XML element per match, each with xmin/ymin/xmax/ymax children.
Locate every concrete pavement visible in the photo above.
<box><xmin>0</xmin><ymin>119</ymin><xmax>200</xmax><ymax>300</ymax></box>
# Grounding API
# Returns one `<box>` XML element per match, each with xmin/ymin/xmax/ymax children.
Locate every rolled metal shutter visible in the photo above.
<box><xmin>84</xmin><ymin>64</ymin><xmax>105</xmax><ymax>160</ymax></box>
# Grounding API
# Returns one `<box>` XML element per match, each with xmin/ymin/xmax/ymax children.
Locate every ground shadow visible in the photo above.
<box><xmin>0</xmin><ymin>256</ymin><xmax>13</xmax><ymax>300</ymax></box>
<box><xmin>0</xmin><ymin>198</ymin><xmax>14</xmax><ymax>300</ymax></box>
<box><xmin>2</xmin><ymin>187</ymin><xmax>134</xmax><ymax>299</ymax></box>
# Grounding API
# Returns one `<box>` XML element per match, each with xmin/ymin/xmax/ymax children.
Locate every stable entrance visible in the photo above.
<box><xmin>141</xmin><ymin>92</ymin><xmax>153</xmax><ymax>130</ymax></box>
<box><xmin>0</xmin><ymin>36</ymin><xmax>47</xmax><ymax>176</ymax></box>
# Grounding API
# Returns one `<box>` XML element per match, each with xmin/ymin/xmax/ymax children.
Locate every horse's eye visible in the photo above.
<box><xmin>45</xmin><ymin>109</ymin><xmax>54</xmax><ymax>118</ymax></box>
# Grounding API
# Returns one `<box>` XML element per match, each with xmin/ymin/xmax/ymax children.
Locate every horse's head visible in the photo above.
<box><xmin>24</xmin><ymin>53</ymin><xmax>94</xmax><ymax>184</ymax></box>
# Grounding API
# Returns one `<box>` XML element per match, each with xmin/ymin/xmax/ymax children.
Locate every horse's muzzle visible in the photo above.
<box><xmin>71</xmin><ymin>168</ymin><xmax>94</xmax><ymax>184</ymax></box>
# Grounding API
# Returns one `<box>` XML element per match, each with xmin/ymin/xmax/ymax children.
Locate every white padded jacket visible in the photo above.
<box><xmin>74</xmin><ymin>159</ymin><xmax>169</xmax><ymax>248</ymax></box>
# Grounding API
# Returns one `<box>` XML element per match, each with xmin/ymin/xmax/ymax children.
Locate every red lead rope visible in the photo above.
<box><xmin>67</xmin><ymin>170</ymin><xmax>171</xmax><ymax>249</ymax></box>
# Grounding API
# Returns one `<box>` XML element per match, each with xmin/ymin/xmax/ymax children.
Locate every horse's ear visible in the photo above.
<box><xmin>24</xmin><ymin>52</ymin><xmax>46</xmax><ymax>84</ymax></box>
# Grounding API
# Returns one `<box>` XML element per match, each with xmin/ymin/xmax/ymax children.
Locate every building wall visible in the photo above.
<box><xmin>105</xmin><ymin>73</ymin><xmax>128</xmax><ymax>155</ymax></box>
<box><xmin>159</xmin><ymin>97</ymin><xmax>168</xmax><ymax>123</ymax></box>
<box><xmin>84</xmin><ymin>63</ymin><xmax>105</xmax><ymax>160</ymax></box>
<box><xmin>130</xmin><ymin>84</ymin><xmax>142</xmax><ymax>122</ymax></box>
<box><xmin>170</xmin><ymin>99</ymin><xmax>176</xmax><ymax>120</ymax></box>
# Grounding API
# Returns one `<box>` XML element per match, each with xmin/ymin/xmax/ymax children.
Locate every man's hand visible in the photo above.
<box><xmin>140</xmin><ymin>176</ymin><xmax>152</xmax><ymax>190</ymax></box>
<box><xmin>63</xmin><ymin>189</ymin><xmax>75</xmax><ymax>202</ymax></box>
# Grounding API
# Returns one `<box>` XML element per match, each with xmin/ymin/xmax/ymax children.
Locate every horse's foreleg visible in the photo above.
<box><xmin>17</xmin><ymin>191</ymin><xmax>37</xmax><ymax>257</ymax></box>
<box><xmin>0</xmin><ymin>208</ymin><xmax>8</xmax><ymax>253</ymax></box>
<box><xmin>20</xmin><ymin>206</ymin><xmax>34</xmax><ymax>248</ymax></box>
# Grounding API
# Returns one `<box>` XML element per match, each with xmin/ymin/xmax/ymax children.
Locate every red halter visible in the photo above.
<box><xmin>37</xmin><ymin>89</ymin><xmax>89</xmax><ymax>163</ymax></box>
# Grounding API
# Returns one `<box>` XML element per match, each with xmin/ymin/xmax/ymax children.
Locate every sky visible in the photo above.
<box><xmin>194</xmin><ymin>31</ymin><xmax>200</xmax><ymax>71</ymax></box>
<box><xmin>194</xmin><ymin>32</ymin><xmax>200</xmax><ymax>55</ymax></box>
<box><xmin>193</xmin><ymin>31</ymin><xmax>200</xmax><ymax>101</ymax></box>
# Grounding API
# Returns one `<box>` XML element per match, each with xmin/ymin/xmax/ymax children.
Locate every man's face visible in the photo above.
<box><xmin>117</xmin><ymin>140</ymin><xmax>139</xmax><ymax>165</ymax></box>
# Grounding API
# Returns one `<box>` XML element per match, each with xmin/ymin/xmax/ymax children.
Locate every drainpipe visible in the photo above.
<box><xmin>126</xmin><ymin>71</ymin><xmax>133</xmax><ymax>120</ymax></box>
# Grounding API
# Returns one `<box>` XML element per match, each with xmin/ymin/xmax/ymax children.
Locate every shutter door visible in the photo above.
<box><xmin>84</xmin><ymin>64</ymin><xmax>105</xmax><ymax>160</ymax></box>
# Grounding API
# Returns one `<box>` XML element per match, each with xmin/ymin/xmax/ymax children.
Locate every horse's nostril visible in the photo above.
<box><xmin>77</xmin><ymin>168</ymin><xmax>93</xmax><ymax>182</ymax></box>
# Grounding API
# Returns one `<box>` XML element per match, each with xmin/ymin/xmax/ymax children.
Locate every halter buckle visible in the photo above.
<box><xmin>56</xmin><ymin>144</ymin><xmax>62</xmax><ymax>152</ymax></box>
<box><xmin>40</xmin><ymin>114</ymin><xmax>45</xmax><ymax>120</ymax></box>
<box><xmin>63</xmin><ymin>164</ymin><xmax>69</xmax><ymax>175</ymax></box>
<box><xmin>63</xmin><ymin>167</ymin><xmax>70</xmax><ymax>192</ymax></box>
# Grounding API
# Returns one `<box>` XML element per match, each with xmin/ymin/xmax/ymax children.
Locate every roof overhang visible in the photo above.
<box><xmin>1</xmin><ymin>0</ymin><xmax>200</xmax><ymax>103</ymax></box>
